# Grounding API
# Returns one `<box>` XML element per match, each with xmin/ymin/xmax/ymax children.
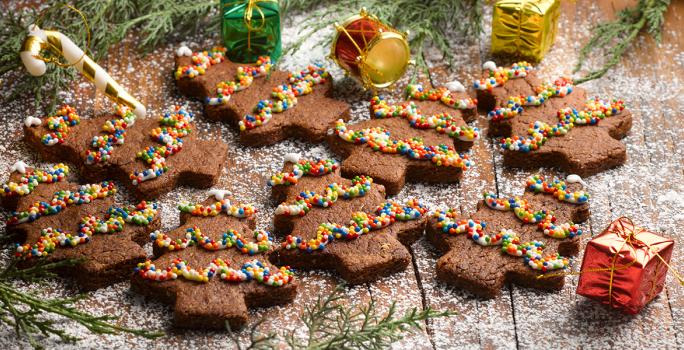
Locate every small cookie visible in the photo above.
<box><xmin>23</xmin><ymin>105</ymin><xmax>228</xmax><ymax>200</ymax></box>
<box><xmin>174</xmin><ymin>46</ymin><xmax>351</xmax><ymax>146</ymax></box>
<box><xmin>4</xmin><ymin>166</ymin><xmax>160</xmax><ymax>291</ymax></box>
<box><xmin>426</xmin><ymin>174</ymin><xmax>590</xmax><ymax>298</ymax></box>
<box><xmin>131</xmin><ymin>194</ymin><xmax>297</xmax><ymax>330</ymax></box>
<box><xmin>474</xmin><ymin>61</ymin><xmax>633</xmax><ymax>176</ymax></box>
<box><xmin>328</xmin><ymin>83</ymin><xmax>479</xmax><ymax>195</ymax></box>
<box><xmin>268</xmin><ymin>155</ymin><xmax>428</xmax><ymax>284</ymax></box>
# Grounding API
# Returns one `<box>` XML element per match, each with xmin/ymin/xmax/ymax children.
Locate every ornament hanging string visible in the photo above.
<box><xmin>225</xmin><ymin>0</ymin><xmax>278</xmax><ymax>52</ymax></box>
<box><xmin>538</xmin><ymin>217</ymin><xmax>684</xmax><ymax>306</ymax></box>
<box><xmin>19</xmin><ymin>4</ymin><xmax>146</xmax><ymax>118</ymax></box>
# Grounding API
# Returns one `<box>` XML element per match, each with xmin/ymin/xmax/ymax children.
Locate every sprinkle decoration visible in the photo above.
<box><xmin>432</xmin><ymin>212</ymin><xmax>569</xmax><ymax>271</ymax></box>
<box><xmin>473</xmin><ymin>61</ymin><xmax>532</xmax><ymax>91</ymax></box>
<box><xmin>268</xmin><ymin>159</ymin><xmax>339</xmax><ymax>186</ymax></box>
<box><xmin>1</xmin><ymin>163</ymin><xmax>69</xmax><ymax>198</ymax></box>
<box><xmin>335</xmin><ymin>120</ymin><xmax>473</xmax><ymax>169</ymax></box>
<box><xmin>7</xmin><ymin>182</ymin><xmax>116</xmax><ymax>226</ymax></box>
<box><xmin>174</xmin><ymin>47</ymin><xmax>226</xmax><ymax>79</ymax></box>
<box><xmin>275</xmin><ymin>176</ymin><xmax>372</xmax><ymax>216</ymax></box>
<box><xmin>135</xmin><ymin>258</ymin><xmax>294</xmax><ymax>286</ymax></box>
<box><xmin>151</xmin><ymin>226</ymin><xmax>271</xmax><ymax>255</ymax></box>
<box><xmin>130</xmin><ymin>105</ymin><xmax>193</xmax><ymax>185</ymax></box>
<box><xmin>526</xmin><ymin>174</ymin><xmax>589</xmax><ymax>204</ymax></box>
<box><xmin>40</xmin><ymin>105</ymin><xmax>80</xmax><ymax>146</ymax></box>
<box><xmin>178</xmin><ymin>199</ymin><xmax>255</xmax><ymax>218</ymax></box>
<box><xmin>15</xmin><ymin>201</ymin><xmax>158</xmax><ymax>259</ymax></box>
<box><xmin>487</xmin><ymin>77</ymin><xmax>574</xmax><ymax>122</ymax></box>
<box><xmin>483</xmin><ymin>190</ymin><xmax>582</xmax><ymax>239</ymax></box>
<box><xmin>239</xmin><ymin>65</ymin><xmax>329</xmax><ymax>131</ymax></box>
<box><xmin>406</xmin><ymin>84</ymin><xmax>478</xmax><ymax>111</ymax></box>
<box><xmin>371</xmin><ymin>94</ymin><xmax>479</xmax><ymax>142</ymax></box>
<box><xmin>206</xmin><ymin>56</ymin><xmax>273</xmax><ymax>105</ymax></box>
<box><xmin>282</xmin><ymin>199</ymin><xmax>427</xmax><ymax>253</ymax></box>
<box><xmin>500</xmin><ymin>98</ymin><xmax>626</xmax><ymax>152</ymax></box>
<box><xmin>85</xmin><ymin>105</ymin><xmax>136</xmax><ymax>164</ymax></box>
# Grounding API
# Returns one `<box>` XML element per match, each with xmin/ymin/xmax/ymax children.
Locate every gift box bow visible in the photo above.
<box><xmin>539</xmin><ymin>217</ymin><xmax>683</xmax><ymax>297</ymax></box>
<box><xmin>224</xmin><ymin>0</ymin><xmax>279</xmax><ymax>47</ymax></box>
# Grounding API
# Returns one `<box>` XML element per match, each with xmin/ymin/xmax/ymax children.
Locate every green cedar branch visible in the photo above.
<box><xmin>574</xmin><ymin>0</ymin><xmax>670</xmax><ymax>84</ymax></box>
<box><xmin>0</xmin><ymin>259</ymin><xmax>163</xmax><ymax>349</ymax></box>
<box><xmin>229</xmin><ymin>284</ymin><xmax>455</xmax><ymax>349</ymax></box>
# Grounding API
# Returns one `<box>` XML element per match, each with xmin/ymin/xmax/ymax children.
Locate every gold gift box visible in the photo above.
<box><xmin>491</xmin><ymin>0</ymin><xmax>560</xmax><ymax>62</ymax></box>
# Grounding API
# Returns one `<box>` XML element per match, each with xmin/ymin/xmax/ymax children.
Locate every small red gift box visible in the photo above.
<box><xmin>576</xmin><ymin>217</ymin><xmax>675</xmax><ymax>314</ymax></box>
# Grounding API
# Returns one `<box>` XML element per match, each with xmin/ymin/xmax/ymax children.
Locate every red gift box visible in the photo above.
<box><xmin>576</xmin><ymin>217</ymin><xmax>675</xmax><ymax>314</ymax></box>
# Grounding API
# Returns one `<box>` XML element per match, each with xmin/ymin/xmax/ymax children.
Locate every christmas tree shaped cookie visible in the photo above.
<box><xmin>268</xmin><ymin>154</ymin><xmax>428</xmax><ymax>284</ymax></box>
<box><xmin>426</xmin><ymin>174</ymin><xmax>590</xmax><ymax>298</ymax></box>
<box><xmin>23</xmin><ymin>104</ymin><xmax>228</xmax><ymax>200</ymax></box>
<box><xmin>3</xmin><ymin>162</ymin><xmax>160</xmax><ymax>291</ymax></box>
<box><xmin>131</xmin><ymin>191</ymin><xmax>297</xmax><ymax>329</ymax></box>
<box><xmin>174</xmin><ymin>46</ymin><xmax>351</xmax><ymax>146</ymax></box>
<box><xmin>328</xmin><ymin>82</ymin><xmax>479</xmax><ymax>195</ymax></box>
<box><xmin>474</xmin><ymin>61</ymin><xmax>633</xmax><ymax>176</ymax></box>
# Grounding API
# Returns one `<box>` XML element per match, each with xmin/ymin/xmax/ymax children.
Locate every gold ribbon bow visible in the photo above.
<box><xmin>225</xmin><ymin>0</ymin><xmax>278</xmax><ymax>50</ymax></box>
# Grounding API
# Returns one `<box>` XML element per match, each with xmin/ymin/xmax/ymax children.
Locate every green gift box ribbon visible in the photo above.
<box><xmin>221</xmin><ymin>0</ymin><xmax>281</xmax><ymax>63</ymax></box>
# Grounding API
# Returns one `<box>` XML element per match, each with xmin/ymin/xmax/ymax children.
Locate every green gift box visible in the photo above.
<box><xmin>221</xmin><ymin>0</ymin><xmax>282</xmax><ymax>63</ymax></box>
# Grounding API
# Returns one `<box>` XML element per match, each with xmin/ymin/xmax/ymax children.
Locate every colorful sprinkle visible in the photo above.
<box><xmin>432</xmin><ymin>213</ymin><xmax>569</xmax><ymax>271</ymax></box>
<box><xmin>526</xmin><ymin>174</ymin><xmax>589</xmax><ymax>204</ymax></box>
<box><xmin>282</xmin><ymin>199</ymin><xmax>427</xmax><ymax>252</ymax></box>
<box><xmin>240</xmin><ymin>65</ymin><xmax>329</xmax><ymax>131</ymax></box>
<box><xmin>406</xmin><ymin>84</ymin><xmax>478</xmax><ymax>111</ymax></box>
<box><xmin>174</xmin><ymin>47</ymin><xmax>226</xmax><ymax>79</ymax></box>
<box><xmin>371</xmin><ymin>94</ymin><xmax>479</xmax><ymax>142</ymax></box>
<box><xmin>85</xmin><ymin>105</ymin><xmax>137</xmax><ymax>164</ymax></box>
<box><xmin>1</xmin><ymin>163</ymin><xmax>69</xmax><ymax>198</ymax></box>
<box><xmin>7</xmin><ymin>182</ymin><xmax>116</xmax><ymax>226</ymax></box>
<box><xmin>206</xmin><ymin>56</ymin><xmax>273</xmax><ymax>105</ymax></box>
<box><xmin>268</xmin><ymin>158</ymin><xmax>339</xmax><ymax>186</ymax></box>
<box><xmin>473</xmin><ymin>62</ymin><xmax>533</xmax><ymax>91</ymax></box>
<box><xmin>135</xmin><ymin>258</ymin><xmax>294</xmax><ymax>286</ymax></box>
<box><xmin>15</xmin><ymin>201</ymin><xmax>158</xmax><ymax>259</ymax></box>
<box><xmin>275</xmin><ymin>176</ymin><xmax>372</xmax><ymax>216</ymax></box>
<box><xmin>487</xmin><ymin>78</ymin><xmax>574</xmax><ymax>122</ymax></box>
<box><xmin>335</xmin><ymin>120</ymin><xmax>472</xmax><ymax>169</ymax></box>
<box><xmin>41</xmin><ymin>105</ymin><xmax>80</xmax><ymax>146</ymax></box>
<box><xmin>130</xmin><ymin>105</ymin><xmax>193</xmax><ymax>185</ymax></box>
<box><xmin>178</xmin><ymin>199</ymin><xmax>255</xmax><ymax>218</ymax></box>
<box><xmin>500</xmin><ymin>98</ymin><xmax>626</xmax><ymax>152</ymax></box>
<box><xmin>151</xmin><ymin>226</ymin><xmax>271</xmax><ymax>255</ymax></box>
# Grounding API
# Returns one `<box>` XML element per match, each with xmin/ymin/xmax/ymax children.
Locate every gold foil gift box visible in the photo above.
<box><xmin>491</xmin><ymin>0</ymin><xmax>561</xmax><ymax>62</ymax></box>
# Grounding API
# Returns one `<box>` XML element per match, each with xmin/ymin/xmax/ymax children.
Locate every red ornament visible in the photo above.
<box><xmin>576</xmin><ymin>217</ymin><xmax>678</xmax><ymax>314</ymax></box>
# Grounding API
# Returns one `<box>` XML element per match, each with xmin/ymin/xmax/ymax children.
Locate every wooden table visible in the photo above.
<box><xmin>0</xmin><ymin>0</ymin><xmax>682</xmax><ymax>348</ymax></box>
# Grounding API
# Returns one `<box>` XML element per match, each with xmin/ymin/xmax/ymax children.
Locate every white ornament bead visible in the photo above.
<box><xmin>284</xmin><ymin>153</ymin><xmax>301</xmax><ymax>164</ymax></box>
<box><xmin>208</xmin><ymin>189</ymin><xmax>231</xmax><ymax>201</ymax></box>
<box><xmin>24</xmin><ymin>116</ymin><xmax>42</xmax><ymax>127</ymax></box>
<box><xmin>444</xmin><ymin>80</ymin><xmax>466</xmax><ymax>92</ymax></box>
<box><xmin>482</xmin><ymin>61</ymin><xmax>498</xmax><ymax>71</ymax></box>
<box><xmin>11</xmin><ymin>161</ymin><xmax>28</xmax><ymax>174</ymax></box>
<box><xmin>176</xmin><ymin>45</ymin><xmax>192</xmax><ymax>57</ymax></box>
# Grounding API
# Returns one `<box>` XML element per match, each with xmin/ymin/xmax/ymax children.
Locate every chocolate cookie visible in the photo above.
<box><xmin>474</xmin><ymin>61</ymin><xmax>633</xmax><ymax>176</ymax></box>
<box><xmin>426</xmin><ymin>174</ymin><xmax>590</xmax><ymax>298</ymax></box>
<box><xmin>3</xmin><ymin>163</ymin><xmax>160</xmax><ymax>291</ymax></box>
<box><xmin>174</xmin><ymin>46</ymin><xmax>351</xmax><ymax>146</ymax></box>
<box><xmin>327</xmin><ymin>82</ymin><xmax>479</xmax><ymax>195</ymax></box>
<box><xmin>267</xmin><ymin>154</ymin><xmax>428</xmax><ymax>284</ymax></box>
<box><xmin>131</xmin><ymin>192</ymin><xmax>297</xmax><ymax>330</ymax></box>
<box><xmin>23</xmin><ymin>105</ymin><xmax>228</xmax><ymax>200</ymax></box>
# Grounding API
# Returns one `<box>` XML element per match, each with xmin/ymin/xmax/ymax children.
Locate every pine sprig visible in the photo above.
<box><xmin>281</xmin><ymin>0</ymin><xmax>484</xmax><ymax>71</ymax></box>
<box><xmin>230</xmin><ymin>285</ymin><xmax>455</xmax><ymax>349</ymax></box>
<box><xmin>0</xmin><ymin>259</ymin><xmax>163</xmax><ymax>349</ymax></box>
<box><xmin>574</xmin><ymin>0</ymin><xmax>670</xmax><ymax>84</ymax></box>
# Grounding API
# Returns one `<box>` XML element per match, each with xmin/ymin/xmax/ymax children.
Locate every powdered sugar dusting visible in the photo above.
<box><xmin>0</xmin><ymin>1</ymin><xmax>682</xmax><ymax>349</ymax></box>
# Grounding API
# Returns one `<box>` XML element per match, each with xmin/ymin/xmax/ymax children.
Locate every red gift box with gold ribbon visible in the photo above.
<box><xmin>576</xmin><ymin>217</ymin><xmax>676</xmax><ymax>314</ymax></box>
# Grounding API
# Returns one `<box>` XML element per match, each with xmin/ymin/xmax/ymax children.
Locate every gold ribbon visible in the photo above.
<box><xmin>539</xmin><ymin>217</ymin><xmax>683</xmax><ymax>307</ymax></box>
<box><xmin>29</xmin><ymin>4</ymin><xmax>90</xmax><ymax>68</ymax></box>
<box><xmin>224</xmin><ymin>0</ymin><xmax>278</xmax><ymax>51</ymax></box>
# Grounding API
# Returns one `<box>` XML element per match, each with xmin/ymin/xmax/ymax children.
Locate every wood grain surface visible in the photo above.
<box><xmin>0</xmin><ymin>0</ymin><xmax>682</xmax><ymax>349</ymax></box>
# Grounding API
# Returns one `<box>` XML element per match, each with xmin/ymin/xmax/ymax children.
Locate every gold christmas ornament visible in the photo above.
<box><xmin>491</xmin><ymin>0</ymin><xmax>561</xmax><ymax>62</ymax></box>
<box><xmin>330</xmin><ymin>8</ymin><xmax>411</xmax><ymax>90</ymax></box>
